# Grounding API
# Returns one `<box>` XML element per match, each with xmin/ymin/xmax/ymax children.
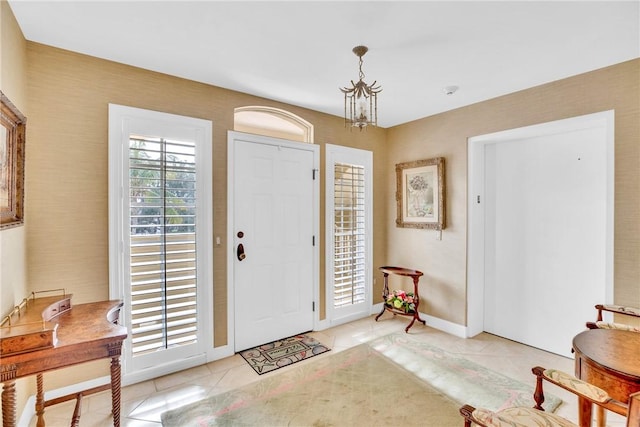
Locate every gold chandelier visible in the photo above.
<box><xmin>340</xmin><ymin>45</ymin><xmax>382</xmax><ymax>130</ymax></box>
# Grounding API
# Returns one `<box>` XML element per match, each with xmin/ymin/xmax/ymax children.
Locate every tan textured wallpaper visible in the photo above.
<box><xmin>24</xmin><ymin>42</ymin><xmax>388</xmax><ymax>352</ymax></box>
<box><xmin>0</xmin><ymin>0</ymin><xmax>31</xmax><ymax>416</ymax></box>
<box><xmin>387</xmin><ymin>58</ymin><xmax>640</xmax><ymax>325</ymax></box>
<box><xmin>0</xmin><ymin>0</ymin><xmax>28</xmax><ymax>315</ymax></box>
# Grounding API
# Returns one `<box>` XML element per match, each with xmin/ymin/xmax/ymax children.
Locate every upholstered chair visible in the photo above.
<box><xmin>586</xmin><ymin>304</ymin><xmax>640</xmax><ymax>332</ymax></box>
<box><xmin>459</xmin><ymin>366</ymin><xmax>638</xmax><ymax>427</ymax></box>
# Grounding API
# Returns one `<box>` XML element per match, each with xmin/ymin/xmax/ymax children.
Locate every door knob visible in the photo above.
<box><xmin>237</xmin><ymin>243</ymin><xmax>246</xmax><ymax>261</ymax></box>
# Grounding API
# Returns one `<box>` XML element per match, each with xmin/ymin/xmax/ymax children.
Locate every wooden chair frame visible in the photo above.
<box><xmin>460</xmin><ymin>366</ymin><xmax>639</xmax><ymax>427</ymax></box>
<box><xmin>586</xmin><ymin>304</ymin><xmax>640</xmax><ymax>330</ymax></box>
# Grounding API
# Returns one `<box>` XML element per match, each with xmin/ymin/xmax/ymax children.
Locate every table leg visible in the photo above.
<box><xmin>375</xmin><ymin>272</ymin><xmax>390</xmax><ymax>322</ymax></box>
<box><xmin>404</xmin><ymin>312</ymin><xmax>427</xmax><ymax>333</ymax></box>
<box><xmin>35</xmin><ymin>373</ymin><xmax>45</xmax><ymax>427</ymax></box>
<box><xmin>578</xmin><ymin>396</ymin><xmax>593</xmax><ymax>427</ymax></box>
<box><xmin>110</xmin><ymin>356</ymin><xmax>122</xmax><ymax>427</ymax></box>
<box><xmin>405</xmin><ymin>275</ymin><xmax>426</xmax><ymax>333</ymax></box>
<box><xmin>1</xmin><ymin>380</ymin><xmax>16</xmax><ymax>427</ymax></box>
<box><xmin>595</xmin><ymin>405</ymin><xmax>606</xmax><ymax>427</ymax></box>
<box><xmin>71</xmin><ymin>394</ymin><xmax>82</xmax><ymax>427</ymax></box>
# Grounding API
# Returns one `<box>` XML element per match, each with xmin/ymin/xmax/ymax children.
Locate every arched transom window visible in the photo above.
<box><xmin>234</xmin><ymin>106</ymin><xmax>314</xmax><ymax>143</ymax></box>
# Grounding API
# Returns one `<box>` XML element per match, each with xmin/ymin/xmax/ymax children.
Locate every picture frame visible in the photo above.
<box><xmin>1</xmin><ymin>91</ymin><xmax>27</xmax><ymax>230</ymax></box>
<box><xmin>395</xmin><ymin>157</ymin><xmax>445</xmax><ymax>230</ymax></box>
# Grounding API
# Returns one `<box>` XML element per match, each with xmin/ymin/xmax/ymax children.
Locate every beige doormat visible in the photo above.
<box><xmin>239</xmin><ymin>333</ymin><xmax>330</xmax><ymax>375</ymax></box>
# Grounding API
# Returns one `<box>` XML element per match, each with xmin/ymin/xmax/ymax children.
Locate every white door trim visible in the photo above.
<box><xmin>467</xmin><ymin>110</ymin><xmax>615</xmax><ymax>338</ymax></box>
<box><xmin>226</xmin><ymin>131</ymin><xmax>320</xmax><ymax>351</ymax></box>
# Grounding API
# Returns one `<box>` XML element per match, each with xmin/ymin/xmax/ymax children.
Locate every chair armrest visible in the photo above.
<box><xmin>591</xmin><ymin>321</ymin><xmax>640</xmax><ymax>332</ymax></box>
<box><xmin>596</xmin><ymin>304</ymin><xmax>640</xmax><ymax>321</ymax></box>
<box><xmin>541</xmin><ymin>368</ymin><xmax>610</xmax><ymax>402</ymax></box>
<box><xmin>459</xmin><ymin>404</ymin><xmax>476</xmax><ymax>427</ymax></box>
<box><xmin>532</xmin><ymin>366</ymin><xmax>628</xmax><ymax>417</ymax></box>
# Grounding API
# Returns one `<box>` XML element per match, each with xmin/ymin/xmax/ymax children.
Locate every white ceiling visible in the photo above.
<box><xmin>8</xmin><ymin>1</ymin><xmax>640</xmax><ymax>128</ymax></box>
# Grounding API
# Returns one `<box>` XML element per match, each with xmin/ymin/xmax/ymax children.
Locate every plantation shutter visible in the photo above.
<box><xmin>129</xmin><ymin>136</ymin><xmax>198</xmax><ymax>356</ymax></box>
<box><xmin>333</xmin><ymin>163</ymin><xmax>366</xmax><ymax>308</ymax></box>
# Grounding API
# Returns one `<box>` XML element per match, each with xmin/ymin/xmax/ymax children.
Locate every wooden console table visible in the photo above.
<box><xmin>0</xmin><ymin>293</ymin><xmax>127</xmax><ymax>427</ymax></box>
<box><xmin>573</xmin><ymin>329</ymin><xmax>640</xmax><ymax>427</ymax></box>
<box><xmin>375</xmin><ymin>266</ymin><xmax>426</xmax><ymax>333</ymax></box>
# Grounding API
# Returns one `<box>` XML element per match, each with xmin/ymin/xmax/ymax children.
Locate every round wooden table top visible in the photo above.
<box><xmin>379</xmin><ymin>266</ymin><xmax>423</xmax><ymax>277</ymax></box>
<box><xmin>573</xmin><ymin>329</ymin><xmax>640</xmax><ymax>380</ymax></box>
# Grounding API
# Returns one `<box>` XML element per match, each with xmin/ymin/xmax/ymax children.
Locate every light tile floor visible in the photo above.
<box><xmin>30</xmin><ymin>314</ymin><xmax>626</xmax><ymax>426</ymax></box>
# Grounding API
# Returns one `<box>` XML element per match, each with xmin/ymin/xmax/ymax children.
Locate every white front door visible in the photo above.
<box><xmin>229</xmin><ymin>131</ymin><xmax>318</xmax><ymax>351</ymax></box>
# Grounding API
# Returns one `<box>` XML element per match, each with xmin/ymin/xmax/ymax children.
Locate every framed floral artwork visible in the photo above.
<box><xmin>1</xmin><ymin>91</ymin><xmax>26</xmax><ymax>230</ymax></box>
<box><xmin>395</xmin><ymin>157</ymin><xmax>445</xmax><ymax>230</ymax></box>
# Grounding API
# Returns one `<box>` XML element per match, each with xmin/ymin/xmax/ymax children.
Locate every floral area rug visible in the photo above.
<box><xmin>239</xmin><ymin>333</ymin><xmax>330</xmax><ymax>375</ymax></box>
<box><xmin>368</xmin><ymin>332</ymin><xmax>562</xmax><ymax>413</ymax></box>
<box><xmin>161</xmin><ymin>332</ymin><xmax>562</xmax><ymax>426</ymax></box>
<box><xmin>162</xmin><ymin>341</ymin><xmax>462</xmax><ymax>426</ymax></box>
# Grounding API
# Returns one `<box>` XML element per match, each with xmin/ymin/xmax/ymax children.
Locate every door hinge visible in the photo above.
<box><xmin>312</xmin><ymin>235</ymin><xmax>316</xmax><ymax>246</ymax></box>
<box><xmin>312</xmin><ymin>301</ymin><xmax>315</xmax><ymax>312</ymax></box>
<box><xmin>312</xmin><ymin>168</ymin><xmax>318</xmax><ymax>180</ymax></box>
<box><xmin>477</xmin><ymin>195</ymin><xmax>481</xmax><ymax>204</ymax></box>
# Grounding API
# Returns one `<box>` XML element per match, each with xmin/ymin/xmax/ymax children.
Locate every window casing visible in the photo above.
<box><xmin>109</xmin><ymin>104</ymin><xmax>212</xmax><ymax>384</ymax></box>
<box><xmin>325</xmin><ymin>144</ymin><xmax>372</xmax><ymax>326</ymax></box>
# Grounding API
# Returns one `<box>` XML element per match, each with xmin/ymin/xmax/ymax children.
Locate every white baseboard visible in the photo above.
<box><xmin>371</xmin><ymin>302</ymin><xmax>384</xmax><ymax>315</ymax></box>
<box><xmin>314</xmin><ymin>318</ymin><xmax>331</xmax><ymax>331</ymax></box>
<box><xmin>422</xmin><ymin>312</ymin><xmax>467</xmax><ymax>338</ymax></box>
<box><xmin>20</xmin><ymin>395</ymin><xmax>36</xmax><ymax>427</ymax></box>
<box><xmin>372</xmin><ymin>302</ymin><xmax>467</xmax><ymax>338</ymax></box>
<box><xmin>207</xmin><ymin>343</ymin><xmax>234</xmax><ymax>362</ymax></box>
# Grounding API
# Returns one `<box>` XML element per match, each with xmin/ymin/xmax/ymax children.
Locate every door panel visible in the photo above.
<box><xmin>483</xmin><ymin>126</ymin><xmax>608</xmax><ymax>358</ymax></box>
<box><xmin>230</xmin><ymin>132</ymin><xmax>317</xmax><ymax>351</ymax></box>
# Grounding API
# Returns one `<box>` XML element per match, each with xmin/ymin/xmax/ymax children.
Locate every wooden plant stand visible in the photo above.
<box><xmin>375</xmin><ymin>266</ymin><xmax>426</xmax><ymax>332</ymax></box>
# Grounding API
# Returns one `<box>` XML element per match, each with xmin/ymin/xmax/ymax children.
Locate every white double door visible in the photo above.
<box><xmin>229</xmin><ymin>131</ymin><xmax>318</xmax><ymax>351</ymax></box>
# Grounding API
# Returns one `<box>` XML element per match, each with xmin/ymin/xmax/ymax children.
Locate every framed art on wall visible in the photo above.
<box><xmin>1</xmin><ymin>91</ymin><xmax>27</xmax><ymax>230</ymax></box>
<box><xmin>395</xmin><ymin>157</ymin><xmax>445</xmax><ymax>230</ymax></box>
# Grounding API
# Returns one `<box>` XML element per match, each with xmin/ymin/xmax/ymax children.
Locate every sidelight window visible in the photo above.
<box><xmin>325</xmin><ymin>144</ymin><xmax>372</xmax><ymax>326</ymax></box>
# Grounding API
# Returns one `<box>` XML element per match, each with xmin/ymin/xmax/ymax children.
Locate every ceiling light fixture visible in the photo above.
<box><xmin>340</xmin><ymin>45</ymin><xmax>382</xmax><ymax>131</ymax></box>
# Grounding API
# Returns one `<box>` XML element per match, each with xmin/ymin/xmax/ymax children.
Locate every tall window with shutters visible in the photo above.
<box><xmin>128</xmin><ymin>136</ymin><xmax>198</xmax><ymax>356</ymax></box>
<box><xmin>109</xmin><ymin>104</ymin><xmax>212</xmax><ymax>382</ymax></box>
<box><xmin>325</xmin><ymin>144</ymin><xmax>372</xmax><ymax>326</ymax></box>
<box><xmin>333</xmin><ymin>163</ymin><xmax>366</xmax><ymax>308</ymax></box>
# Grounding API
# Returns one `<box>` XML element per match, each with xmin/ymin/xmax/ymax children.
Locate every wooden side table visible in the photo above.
<box><xmin>572</xmin><ymin>329</ymin><xmax>640</xmax><ymax>427</ymax></box>
<box><xmin>1</xmin><ymin>296</ymin><xmax>127</xmax><ymax>427</ymax></box>
<box><xmin>375</xmin><ymin>266</ymin><xmax>426</xmax><ymax>332</ymax></box>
